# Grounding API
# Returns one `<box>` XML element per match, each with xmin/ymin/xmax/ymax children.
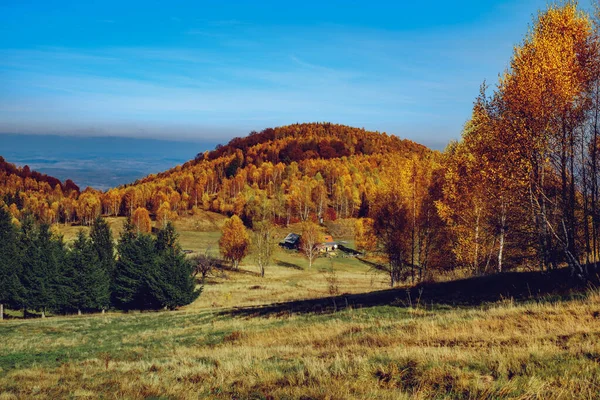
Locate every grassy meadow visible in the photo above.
<box><xmin>55</xmin><ymin>213</ymin><xmax>389</xmax><ymax>310</ymax></box>
<box><xmin>1</xmin><ymin>212</ymin><xmax>600</xmax><ymax>399</ymax></box>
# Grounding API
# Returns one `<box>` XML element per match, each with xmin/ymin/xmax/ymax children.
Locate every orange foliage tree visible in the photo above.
<box><xmin>156</xmin><ymin>201</ymin><xmax>177</xmax><ymax>229</ymax></box>
<box><xmin>132</xmin><ymin>207</ymin><xmax>152</xmax><ymax>234</ymax></box>
<box><xmin>76</xmin><ymin>191</ymin><xmax>101</xmax><ymax>226</ymax></box>
<box><xmin>219</xmin><ymin>215</ymin><xmax>250</xmax><ymax>269</ymax></box>
<box><xmin>354</xmin><ymin>218</ymin><xmax>377</xmax><ymax>254</ymax></box>
<box><xmin>299</xmin><ymin>221</ymin><xmax>323</xmax><ymax>268</ymax></box>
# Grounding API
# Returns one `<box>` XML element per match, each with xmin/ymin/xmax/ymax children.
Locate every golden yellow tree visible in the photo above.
<box><xmin>76</xmin><ymin>191</ymin><xmax>101</xmax><ymax>226</ymax></box>
<box><xmin>156</xmin><ymin>201</ymin><xmax>177</xmax><ymax>229</ymax></box>
<box><xmin>252</xmin><ymin>220</ymin><xmax>276</xmax><ymax>277</ymax></box>
<box><xmin>354</xmin><ymin>218</ymin><xmax>376</xmax><ymax>254</ymax></box>
<box><xmin>495</xmin><ymin>3</ymin><xmax>595</xmax><ymax>272</ymax></box>
<box><xmin>299</xmin><ymin>221</ymin><xmax>323</xmax><ymax>268</ymax></box>
<box><xmin>132</xmin><ymin>207</ymin><xmax>152</xmax><ymax>234</ymax></box>
<box><xmin>219</xmin><ymin>215</ymin><xmax>250</xmax><ymax>269</ymax></box>
<box><xmin>437</xmin><ymin>140</ymin><xmax>493</xmax><ymax>275</ymax></box>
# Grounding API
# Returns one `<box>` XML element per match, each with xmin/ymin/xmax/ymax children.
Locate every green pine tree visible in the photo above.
<box><xmin>113</xmin><ymin>219</ymin><xmax>159</xmax><ymax>310</ymax></box>
<box><xmin>90</xmin><ymin>216</ymin><xmax>115</xmax><ymax>287</ymax></box>
<box><xmin>148</xmin><ymin>223</ymin><xmax>201</xmax><ymax>309</ymax></box>
<box><xmin>69</xmin><ymin>230</ymin><xmax>110</xmax><ymax>314</ymax></box>
<box><xmin>0</xmin><ymin>207</ymin><xmax>23</xmax><ymax>319</ymax></box>
<box><xmin>17</xmin><ymin>215</ymin><xmax>37</xmax><ymax>316</ymax></box>
<box><xmin>20</xmin><ymin>221</ymin><xmax>67</xmax><ymax>317</ymax></box>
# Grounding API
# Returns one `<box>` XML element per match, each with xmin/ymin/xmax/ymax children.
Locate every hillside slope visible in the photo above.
<box><xmin>118</xmin><ymin>122</ymin><xmax>438</xmax><ymax>225</ymax></box>
<box><xmin>1</xmin><ymin>123</ymin><xmax>439</xmax><ymax>235</ymax></box>
<box><xmin>0</xmin><ymin>156</ymin><xmax>81</xmax><ymax>224</ymax></box>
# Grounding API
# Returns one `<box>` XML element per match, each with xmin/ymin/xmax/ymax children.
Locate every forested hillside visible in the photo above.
<box><xmin>125</xmin><ymin>122</ymin><xmax>436</xmax><ymax>226</ymax></box>
<box><xmin>0</xmin><ymin>156</ymin><xmax>81</xmax><ymax>225</ymax></box>
<box><xmin>0</xmin><ymin>123</ymin><xmax>439</xmax><ymax>237</ymax></box>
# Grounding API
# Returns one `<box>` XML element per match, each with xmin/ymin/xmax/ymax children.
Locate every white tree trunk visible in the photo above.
<box><xmin>474</xmin><ymin>207</ymin><xmax>480</xmax><ymax>274</ymax></box>
<box><xmin>498</xmin><ymin>202</ymin><xmax>506</xmax><ymax>273</ymax></box>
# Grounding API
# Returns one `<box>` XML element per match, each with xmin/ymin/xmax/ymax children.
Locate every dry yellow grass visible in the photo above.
<box><xmin>57</xmin><ymin>216</ymin><xmax>127</xmax><ymax>244</ymax></box>
<box><xmin>2</xmin><ymin>291</ymin><xmax>600</xmax><ymax>399</ymax></box>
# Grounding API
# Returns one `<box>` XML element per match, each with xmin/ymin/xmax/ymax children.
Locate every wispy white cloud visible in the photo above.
<box><xmin>185</xmin><ymin>29</ymin><xmax>225</xmax><ymax>38</ymax></box>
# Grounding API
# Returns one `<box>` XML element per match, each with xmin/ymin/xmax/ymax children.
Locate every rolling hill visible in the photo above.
<box><xmin>1</xmin><ymin>123</ymin><xmax>439</xmax><ymax>228</ymax></box>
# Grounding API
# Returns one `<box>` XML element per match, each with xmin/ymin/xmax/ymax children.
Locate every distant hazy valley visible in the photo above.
<box><xmin>1</xmin><ymin>134</ymin><xmax>215</xmax><ymax>190</ymax></box>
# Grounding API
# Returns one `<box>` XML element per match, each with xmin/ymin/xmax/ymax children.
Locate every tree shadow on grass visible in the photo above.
<box><xmin>209</xmin><ymin>260</ymin><xmax>262</xmax><ymax>277</ymax></box>
<box><xmin>356</xmin><ymin>257</ymin><xmax>388</xmax><ymax>272</ymax></box>
<box><xmin>275</xmin><ymin>259</ymin><xmax>305</xmax><ymax>270</ymax></box>
<box><xmin>221</xmin><ymin>267</ymin><xmax>597</xmax><ymax>318</ymax></box>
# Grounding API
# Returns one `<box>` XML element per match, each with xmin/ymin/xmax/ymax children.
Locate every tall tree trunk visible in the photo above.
<box><xmin>418</xmin><ymin>210</ymin><xmax>432</xmax><ymax>282</ymax></box>
<box><xmin>474</xmin><ymin>206</ymin><xmax>480</xmax><ymax>274</ymax></box>
<box><xmin>592</xmin><ymin>80</ymin><xmax>600</xmax><ymax>271</ymax></box>
<box><xmin>532</xmin><ymin>165</ymin><xmax>548</xmax><ymax>271</ymax></box>
<box><xmin>0</xmin><ymin>303</ymin><xmax>3</xmax><ymax>321</ymax></box>
<box><xmin>411</xmin><ymin>166</ymin><xmax>416</xmax><ymax>284</ymax></box>
<box><xmin>561</xmin><ymin>123</ymin><xmax>569</xmax><ymax>260</ymax></box>
<box><xmin>582</xmin><ymin>133</ymin><xmax>591</xmax><ymax>269</ymax></box>
<box><xmin>568</xmin><ymin>125</ymin><xmax>577</xmax><ymax>263</ymax></box>
<box><xmin>498</xmin><ymin>200</ymin><xmax>506</xmax><ymax>273</ymax></box>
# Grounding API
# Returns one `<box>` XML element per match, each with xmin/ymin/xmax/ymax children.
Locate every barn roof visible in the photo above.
<box><xmin>323</xmin><ymin>235</ymin><xmax>335</xmax><ymax>243</ymax></box>
<box><xmin>283</xmin><ymin>233</ymin><xmax>300</xmax><ymax>243</ymax></box>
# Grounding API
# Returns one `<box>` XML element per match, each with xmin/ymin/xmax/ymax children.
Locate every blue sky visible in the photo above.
<box><xmin>0</xmin><ymin>0</ymin><xmax>594</xmax><ymax>149</ymax></box>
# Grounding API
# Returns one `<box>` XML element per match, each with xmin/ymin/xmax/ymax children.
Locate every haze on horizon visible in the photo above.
<box><xmin>2</xmin><ymin>0</ymin><xmax>594</xmax><ymax>150</ymax></box>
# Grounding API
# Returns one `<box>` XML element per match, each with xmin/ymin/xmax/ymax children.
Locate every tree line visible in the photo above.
<box><xmin>0</xmin><ymin>207</ymin><xmax>199</xmax><ymax>319</ymax></box>
<box><xmin>436</xmin><ymin>2</ymin><xmax>600</xmax><ymax>278</ymax></box>
<box><xmin>354</xmin><ymin>2</ymin><xmax>600</xmax><ymax>285</ymax></box>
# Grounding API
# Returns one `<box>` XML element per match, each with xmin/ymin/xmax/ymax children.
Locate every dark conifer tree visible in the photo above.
<box><xmin>90</xmin><ymin>216</ymin><xmax>116</xmax><ymax>294</ymax></box>
<box><xmin>69</xmin><ymin>230</ymin><xmax>110</xmax><ymax>314</ymax></box>
<box><xmin>20</xmin><ymin>221</ymin><xmax>67</xmax><ymax>317</ymax></box>
<box><xmin>358</xmin><ymin>191</ymin><xmax>370</xmax><ymax>218</ymax></box>
<box><xmin>113</xmin><ymin>219</ymin><xmax>158</xmax><ymax>310</ymax></box>
<box><xmin>17</xmin><ymin>215</ymin><xmax>37</xmax><ymax>316</ymax></box>
<box><xmin>0</xmin><ymin>207</ymin><xmax>23</xmax><ymax>319</ymax></box>
<box><xmin>42</xmin><ymin>225</ymin><xmax>70</xmax><ymax>315</ymax></box>
<box><xmin>155</xmin><ymin>222</ymin><xmax>178</xmax><ymax>253</ymax></box>
<box><xmin>19</xmin><ymin>218</ymin><xmax>47</xmax><ymax>316</ymax></box>
<box><xmin>149</xmin><ymin>223</ymin><xmax>200</xmax><ymax>309</ymax></box>
<box><xmin>52</xmin><ymin>245</ymin><xmax>73</xmax><ymax>315</ymax></box>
